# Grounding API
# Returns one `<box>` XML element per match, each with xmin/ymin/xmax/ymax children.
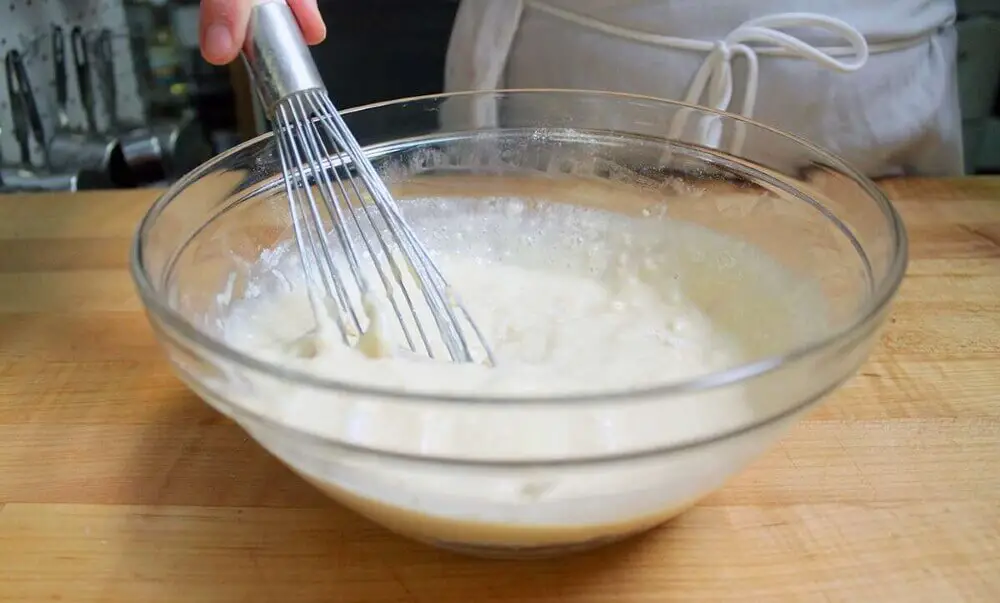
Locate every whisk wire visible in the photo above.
<box><xmin>317</xmin><ymin>108</ymin><xmax>463</xmax><ymax>360</ymax></box>
<box><xmin>242</xmin><ymin>0</ymin><xmax>495</xmax><ymax>366</ymax></box>
<box><xmin>316</xmin><ymin>95</ymin><xmax>486</xmax><ymax>364</ymax></box>
<box><xmin>331</xmin><ymin>159</ymin><xmax>430</xmax><ymax>357</ymax></box>
<box><xmin>285</xmin><ymin>96</ymin><xmax>372</xmax><ymax>328</ymax></box>
<box><xmin>316</xmin><ymin>113</ymin><xmax>455</xmax><ymax>356</ymax></box>
<box><xmin>274</xmin><ymin>112</ymin><xmax>353</xmax><ymax>344</ymax></box>
<box><xmin>279</xmin><ymin>125</ymin><xmax>360</xmax><ymax>342</ymax></box>
<box><xmin>299</xmin><ymin>91</ymin><xmax>431</xmax><ymax>357</ymax></box>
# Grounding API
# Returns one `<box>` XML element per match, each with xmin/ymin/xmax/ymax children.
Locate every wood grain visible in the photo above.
<box><xmin>0</xmin><ymin>178</ymin><xmax>998</xmax><ymax>602</ymax></box>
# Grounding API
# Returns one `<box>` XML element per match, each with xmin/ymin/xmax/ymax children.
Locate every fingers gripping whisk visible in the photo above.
<box><xmin>242</xmin><ymin>1</ymin><xmax>494</xmax><ymax>365</ymax></box>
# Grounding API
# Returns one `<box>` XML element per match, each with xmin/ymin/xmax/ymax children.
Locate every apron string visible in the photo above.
<box><xmin>528</xmin><ymin>2</ymin><xmax>875</xmax><ymax>153</ymax></box>
<box><xmin>467</xmin><ymin>1</ymin><xmax>945</xmax><ymax>154</ymax></box>
<box><xmin>666</xmin><ymin>13</ymin><xmax>869</xmax><ymax>152</ymax></box>
<box><xmin>526</xmin><ymin>2</ymin><xmax>940</xmax><ymax>58</ymax></box>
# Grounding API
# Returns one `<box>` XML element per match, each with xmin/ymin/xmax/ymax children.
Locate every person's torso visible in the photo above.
<box><xmin>445</xmin><ymin>0</ymin><xmax>963</xmax><ymax>176</ymax></box>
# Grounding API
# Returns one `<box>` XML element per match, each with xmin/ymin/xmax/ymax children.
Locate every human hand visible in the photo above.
<box><xmin>200</xmin><ymin>0</ymin><xmax>327</xmax><ymax>65</ymax></box>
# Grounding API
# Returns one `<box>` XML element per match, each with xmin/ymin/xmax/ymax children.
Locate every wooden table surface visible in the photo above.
<box><xmin>0</xmin><ymin>178</ymin><xmax>997</xmax><ymax>602</ymax></box>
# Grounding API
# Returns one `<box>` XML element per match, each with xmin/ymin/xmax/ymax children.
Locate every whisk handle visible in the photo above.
<box><xmin>241</xmin><ymin>0</ymin><xmax>325</xmax><ymax>115</ymax></box>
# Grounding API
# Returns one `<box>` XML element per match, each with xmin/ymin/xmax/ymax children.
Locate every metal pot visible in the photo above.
<box><xmin>46</xmin><ymin>26</ymin><xmax>131</xmax><ymax>187</ymax></box>
<box><xmin>155</xmin><ymin>111</ymin><xmax>213</xmax><ymax>179</ymax></box>
<box><xmin>93</xmin><ymin>29</ymin><xmax>168</xmax><ymax>184</ymax></box>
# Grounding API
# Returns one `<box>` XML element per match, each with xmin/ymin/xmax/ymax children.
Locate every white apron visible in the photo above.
<box><xmin>444</xmin><ymin>0</ymin><xmax>962</xmax><ymax>177</ymax></box>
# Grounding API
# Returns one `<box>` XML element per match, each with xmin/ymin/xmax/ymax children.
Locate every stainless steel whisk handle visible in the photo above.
<box><xmin>241</xmin><ymin>0</ymin><xmax>325</xmax><ymax>116</ymax></box>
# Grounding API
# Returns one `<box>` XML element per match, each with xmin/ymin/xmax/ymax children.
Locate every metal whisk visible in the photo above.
<box><xmin>241</xmin><ymin>0</ymin><xmax>494</xmax><ymax>365</ymax></box>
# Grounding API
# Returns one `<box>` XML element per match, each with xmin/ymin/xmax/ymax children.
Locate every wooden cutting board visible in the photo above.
<box><xmin>0</xmin><ymin>178</ymin><xmax>997</xmax><ymax>602</ymax></box>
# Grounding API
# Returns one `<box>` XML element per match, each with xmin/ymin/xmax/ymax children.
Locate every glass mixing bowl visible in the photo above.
<box><xmin>131</xmin><ymin>90</ymin><xmax>906</xmax><ymax>558</ymax></box>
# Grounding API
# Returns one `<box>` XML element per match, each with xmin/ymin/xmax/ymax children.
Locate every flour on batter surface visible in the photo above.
<box><xmin>219</xmin><ymin>195</ymin><xmax>792</xmax><ymax>397</ymax></box>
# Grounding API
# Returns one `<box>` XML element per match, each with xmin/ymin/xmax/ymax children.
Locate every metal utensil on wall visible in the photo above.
<box><xmin>1</xmin><ymin>49</ymin><xmax>107</xmax><ymax>192</ymax></box>
<box><xmin>154</xmin><ymin>109</ymin><xmax>213</xmax><ymax>180</ymax></box>
<box><xmin>93</xmin><ymin>29</ymin><xmax>167</xmax><ymax>184</ymax></box>
<box><xmin>1</xmin><ymin>50</ymin><xmax>45</xmax><ymax>189</ymax></box>
<box><xmin>4</xmin><ymin>51</ymin><xmax>32</xmax><ymax>160</ymax></box>
<box><xmin>96</xmin><ymin>28</ymin><xmax>211</xmax><ymax>182</ymax></box>
<box><xmin>47</xmin><ymin>26</ymin><xmax>132</xmax><ymax>187</ymax></box>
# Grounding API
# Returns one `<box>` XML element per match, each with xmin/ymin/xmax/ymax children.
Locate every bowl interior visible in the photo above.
<box><xmin>133</xmin><ymin>90</ymin><xmax>905</xmax><ymax>463</ymax></box>
<box><xmin>154</xmin><ymin>126</ymin><xmax>883</xmax><ymax>369</ymax></box>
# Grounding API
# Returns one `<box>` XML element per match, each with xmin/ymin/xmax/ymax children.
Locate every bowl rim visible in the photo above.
<box><xmin>130</xmin><ymin>88</ymin><xmax>908</xmax><ymax>409</ymax></box>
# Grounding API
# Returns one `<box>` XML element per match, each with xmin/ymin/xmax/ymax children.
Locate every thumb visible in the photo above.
<box><xmin>200</xmin><ymin>0</ymin><xmax>252</xmax><ymax>65</ymax></box>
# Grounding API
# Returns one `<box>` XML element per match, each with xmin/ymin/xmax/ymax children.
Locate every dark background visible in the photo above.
<box><xmin>310</xmin><ymin>0</ymin><xmax>461</xmax><ymax>109</ymax></box>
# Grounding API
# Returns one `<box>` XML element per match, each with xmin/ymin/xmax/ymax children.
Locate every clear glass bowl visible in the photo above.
<box><xmin>131</xmin><ymin>90</ymin><xmax>907</xmax><ymax>558</ymax></box>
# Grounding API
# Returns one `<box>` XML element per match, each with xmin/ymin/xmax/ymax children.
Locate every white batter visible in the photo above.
<box><xmin>212</xmin><ymin>195</ymin><xmax>825</xmax><ymax>548</ymax></box>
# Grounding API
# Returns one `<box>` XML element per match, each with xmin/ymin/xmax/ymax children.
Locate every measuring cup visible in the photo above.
<box><xmin>46</xmin><ymin>26</ymin><xmax>131</xmax><ymax>186</ymax></box>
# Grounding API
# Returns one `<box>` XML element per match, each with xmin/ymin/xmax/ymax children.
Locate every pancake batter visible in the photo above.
<box><xmin>213</xmin><ymin>195</ymin><xmax>824</xmax><ymax>550</ymax></box>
